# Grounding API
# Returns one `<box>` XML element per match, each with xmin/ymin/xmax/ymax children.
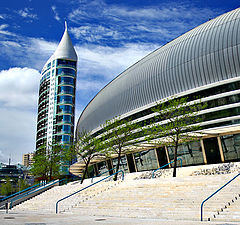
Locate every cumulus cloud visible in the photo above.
<box><xmin>0</xmin><ymin>67</ymin><xmax>40</xmax><ymax>108</ymax></box>
<box><xmin>0</xmin><ymin>67</ymin><xmax>39</xmax><ymax>164</ymax></box>
<box><xmin>0</xmin><ymin>108</ymin><xmax>37</xmax><ymax>164</ymax></box>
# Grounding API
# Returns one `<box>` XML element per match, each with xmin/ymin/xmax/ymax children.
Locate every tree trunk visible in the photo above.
<box><xmin>114</xmin><ymin>152</ymin><xmax>121</xmax><ymax>181</ymax></box>
<box><xmin>49</xmin><ymin>168</ymin><xmax>52</xmax><ymax>181</ymax></box>
<box><xmin>81</xmin><ymin>157</ymin><xmax>91</xmax><ymax>184</ymax></box>
<box><xmin>173</xmin><ymin>140</ymin><xmax>179</xmax><ymax>177</ymax></box>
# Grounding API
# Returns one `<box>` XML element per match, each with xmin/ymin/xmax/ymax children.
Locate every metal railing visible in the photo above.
<box><xmin>152</xmin><ymin>158</ymin><xmax>183</xmax><ymax>178</ymax></box>
<box><xmin>1</xmin><ymin>182</ymin><xmax>42</xmax><ymax>202</ymax></box>
<box><xmin>91</xmin><ymin>167</ymin><xmax>116</xmax><ymax>183</ymax></box>
<box><xmin>10</xmin><ymin>179</ymin><xmax>65</xmax><ymax>208</ymax></box>
<box><xmin>56</xmin><ymin>170</ymin><xmax>124</xmax><ymax>213</ymax></box>
<box><xmin>200</xmin><ymin>173</ymin><xmax>240</xmax><ymax>221</ymax></box>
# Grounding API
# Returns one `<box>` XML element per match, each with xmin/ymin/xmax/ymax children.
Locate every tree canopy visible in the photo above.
<box><xmin>74</xmin><ymin>130</ymin><xmax>105</xmax><ymax>183</ymax></box>
<box><xmin>146</xmin><ymin>96</ymin><xmax>206</xmax><ymax>177</ymax></box>
<box><xmin>31</xmin><ymin>143</ymin><xmax>63</xmax><ymax>181</ymax></box>
<box><xmin>101</xmin><ymin>116</ymin><xmax>142</xmax><ymax>180</ymax></box>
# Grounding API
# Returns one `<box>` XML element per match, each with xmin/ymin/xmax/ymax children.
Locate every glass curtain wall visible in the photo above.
<box><xmin>167</xmin><ymin>141</ymin><xmax>203</xmax><ymax>166</ymax></box>
<box><xmin>112</xmin><ymin>156</ymin><xmax>129</xmax><ymax>173</ymax></box>
<box><xmin>221</xmin><ymin>134</ymin><xmax>240</xmax><ymax>162</ymax></box>
<box><xmin>134</xmin><ymin>149</ymin><xmax>158</xmax><ymax>171</ymax></box>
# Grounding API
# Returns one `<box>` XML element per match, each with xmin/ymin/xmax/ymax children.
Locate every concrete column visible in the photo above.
<box><xmin>93</xmin><ymin>164</ymin><xmax>99</xmax><ymax>176</ymax></box>
<box><xmin>200</xmin><ymin>139</ymin><xmax>207</xmax><ymax>164</ymax></box>
<box><xmin>154</xmin><ymin>148</ymin><xmax>160</xmax><ymax>168</ymax></box>
<box><xmin>217</xmin><ymin>136</ymin><xmax>225</xmax><ymax>163</ymax></box>
<box><xmin>164</xmin><ymin>146</ymin><xmax>171</xmax><ymax>167</ymax></box>
<box><xmin>132</xmin><ymin>153</ymin><xmax>138</xmax><ymax>172</ymax></box>
<box><xmin>125</xmin><ymin>154</ymin><xmax>130</xmax><ymax>173</ymax></box>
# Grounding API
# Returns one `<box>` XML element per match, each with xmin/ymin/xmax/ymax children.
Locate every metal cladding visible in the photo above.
<box><xmin>45</xmin><ymin>23</ymin><xmax>77</xmax><ymax>67</ymax></box>
<box><xmin>77</xmin><ymin>8</ymin><xmax>240</xmax><ymax>134</ymax></box>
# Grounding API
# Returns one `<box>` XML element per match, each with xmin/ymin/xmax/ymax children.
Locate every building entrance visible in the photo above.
<box><xmin>156</xmin><ymin>147</ymin><xmax>168</xmax><ymax>167</ymax></box>
<box><xmin>203</xmin><ymin>137</ymin><xmax>221</xmax><ymax>164</ymax></box>
<box><xmin>126</xmin><ymin>154</ymin><xmax>136</xmax><ymax>173</ymax></box>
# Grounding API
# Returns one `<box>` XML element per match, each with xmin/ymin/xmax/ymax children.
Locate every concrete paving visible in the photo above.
<box><xmin>1</xmin><ymin>211</ymin><xmax>240</xmax><ymax>225</ymax></box>
<box><xmin>4</xmin><ymin>163</ymin><xmax>240</xmax><ymax>224</ymax></box>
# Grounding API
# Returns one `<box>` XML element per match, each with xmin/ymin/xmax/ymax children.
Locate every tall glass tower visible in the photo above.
<box><xmin>36</xmin><ymin>22</ymin><xmax>77</xmax><ymax>150</ymax></box>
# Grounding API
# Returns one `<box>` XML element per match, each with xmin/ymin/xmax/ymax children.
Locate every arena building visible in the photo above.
<box><xmin>71</xmin><ymin>8</ymin><xmax>240</xmax><ymax>176</ymax></box>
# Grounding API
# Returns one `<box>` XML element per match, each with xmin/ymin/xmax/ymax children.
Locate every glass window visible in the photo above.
<box><xmin>62</xmin><ymin>135</ymin><xmax>70</xmax><ymax>142</ymax></box>
<box><xmin>57</xmin><ymin>68</ymin><xmax>76</xmax><ymax>76</ymax></box>
<box><xmin>112</xmin><ymin>156</ymin><xmax>128</xmax><ymax>173</ymax></box>
<box><xmin>97</xmin><ymin>161</ymin><xmax>108</xmax><ymax>175</ymax></box>
<box><xmin>60</xmin><ymin>77</ymin><xmax>74</xmax><ymax>85</ymax></box>
<box><xmin>202</xmin><ymin>107</ymin><xmax>240</xmax><ymax>122</ymax></box>
<box><xmin>60</xmin><ymin>86</ymin><xmax>74</xmax><ymax>94</ymax></box>
<box><xmin>57</xmin><ymin>59</ymin><xmax>76</xmax><ymax>68</ymax></box>
<box><xmin>59</xmin><ymin>95</ymin><xmax>73</xmax><ymax>104</ymax></box>
<box><xmin>56</xmin><ymin>115</ymin><xmax>72</xmax><ymax>123</ymax></box>
<box><xmin>58</xmin><ymin>105</ymin><xmax>72</xmax><ymax>114</ymax></box>
<box><xmin>134</xmin><ymin>149</ymin><xmax>158</xmax><ymax>171</ymax></box>
<box><xmin>55</xmin><ymin>135</ymin><xmax>71</xmax><ymax>143</ymax></box>
<box><xmin>221</xmin><ymin>134</ymin><xmax>240</xmax><ymax>161</ymax></box>
<box><xmin>168</xmin><ymin>141</ymin><xmax>204</xmax><ymax>167</ymax></box>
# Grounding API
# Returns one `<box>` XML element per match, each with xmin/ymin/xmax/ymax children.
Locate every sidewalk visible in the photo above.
<box><xmin>1</xmin><ymin>211</ymin><xmax>240</xmax><ymax>225</ymax></box>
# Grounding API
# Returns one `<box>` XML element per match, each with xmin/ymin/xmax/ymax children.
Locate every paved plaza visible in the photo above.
<box><xmin>1</xmin><ymin>211</ymin><xmax>240</xmax><ymax>225</ymax></box>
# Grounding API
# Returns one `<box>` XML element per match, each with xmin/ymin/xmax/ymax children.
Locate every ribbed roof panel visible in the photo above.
<box><xmin>77</xmin><ymin>8</ymin><xmax>240</xmax><ymax>133</ymax></box>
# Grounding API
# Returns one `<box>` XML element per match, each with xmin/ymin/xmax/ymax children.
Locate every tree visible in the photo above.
<box><xmin>61</xmin><ymin>144</ymin><xmax>77</xmax><ymax>171</ymax></box>
<box><xmin>31</xmin><ymin>143</ymin><xmax>62</xmax><ymax>181</ymax></box>
<box><xmin>0</xmin><ymin>177</ymin><xmax>12</xmax><ymax>196</ymax></box>
<box><xmin>75</xmin><ymin>130</ymin><xmax>104</xmax><ymax>184</ymax></box>
<box><xmin>101</xmin><ymin>116</ymin><xmax>141</xmax><ymax>181</ymax></box>
<box><xmin>146</xmin><ymin>96</ymin><xmax>206</xmax><ymax>177</ymax></box>
<box><xmin>17</xmin><ymin>178</ymin><xmax>30</xmax><ymax>192</ymax></box>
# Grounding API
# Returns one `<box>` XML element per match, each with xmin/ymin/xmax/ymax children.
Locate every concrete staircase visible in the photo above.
<box><xmin>12</xmin><ymin>177</ymin><xmax>123</xmax><ymax>214</ymax></box>
<box><xmin>70</xmin><ymin>173</ymin><xmax>240</xmax><ymax>222</ymax></box>
<box><xmin>11</xmin><ymin>163</ymin><xmax>240</xmax><ymax>222</ymax></box>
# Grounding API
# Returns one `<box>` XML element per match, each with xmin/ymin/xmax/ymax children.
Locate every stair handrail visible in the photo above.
<box><xmin>200</xmin><ymin>173</ymin><xmax>240</xmax><ymax>221</ymax></box>
<box><xmin>1</xmin><ymin>182</ymin><xmax>41</xmax><ymax>202</ymax></box>
<box><xmin>56</xmin><ymin>170</ymin><xmax>124</xmax><ymax>213</ymax></box>
<box><xmin>91</xmin><ymin>167</ymin><xmax>116</xmax><ymax>183</ymax></box>
<box><xmin>10</xmin><ymin>178</ymin><xmax>65</xmax><ymax>208</ymax></box>
<box><xmin>152</xmin><ymin>158</ymin><xmax>183</xmax><ymax>178</ymax></box>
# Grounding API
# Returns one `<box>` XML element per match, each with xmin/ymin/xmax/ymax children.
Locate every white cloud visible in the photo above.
<box><xmin>76</xmin><ymin>43</ymin><xmax>157</xmax><ymax>79</ymax></box>
<box><xmin>0</xmin><ymin>24</ymin><xmax>15</xmax><ymax>36</ymax></box>
<box><xmin>0</xmin><ymin>149</ymin><xmax>8</xmax><ymax>164</ymax></box>
<box><xmin>17</xmin><ymin>8</ymin><xmax>37</xmax><ymax>19</ymax></box>
<box><xmin>0</xmin><ymin>37</ymin><xmax>57</xmax><ymax>70</ymax></box>
<box><xmin>0</xmin><ymin>67</ymin><xmax>40</xmax><ymax>108</ymax></box>
<box><xmin>77</xmin><ymin>79</ymin><xmax>106</xmax><ymax>91</ymax></box>
<box><xmin>51</xmin><ymin>6</ymin><xmax>60</xmax><ymax>22</ymax></box>
<box><xmin>70</xmin><ymin>25</ymin><xmax>123</xmax><ymax>41</ymax></box>
<box><xmin>68</xmin><ymin>1</ymin><xmax>221</xmax><ymax>44</ymax></box>
<box><xmin>0</xmin><ymin>108</ymin><xmax>37</xmax><ymax>164</ymax></box>
<box><xmin>0</xmin><ymin>67</ymin><xmax>39</xmax><ymax>164</ymax></box>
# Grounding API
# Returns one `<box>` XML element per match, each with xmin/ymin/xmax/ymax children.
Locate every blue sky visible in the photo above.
<box><xmin>0</xmin><ymin>0</ymin><xmax>239</xmax><ymax>164</ymax></box>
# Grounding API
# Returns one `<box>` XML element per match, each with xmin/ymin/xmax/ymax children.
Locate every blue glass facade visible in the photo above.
<box><xmin>36</xmin><ymin>25</ymin><xmax>77</xmax><ymax>152</ymax></box>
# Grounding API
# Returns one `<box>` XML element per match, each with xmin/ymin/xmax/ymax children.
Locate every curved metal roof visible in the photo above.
<box><xmin>77</xmin><ymin>8</ymin><xmax>240</xmax><ymax>133</ymax></box>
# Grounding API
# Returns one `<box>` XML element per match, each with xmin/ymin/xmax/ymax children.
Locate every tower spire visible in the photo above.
<box><xmin>65</xmin><ymin>21</ymin><xmax>68</xmax><ymax>30</ymax></box>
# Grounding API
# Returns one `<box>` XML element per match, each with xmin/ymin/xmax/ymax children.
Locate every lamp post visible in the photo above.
<box><xmin>18</xmin><ymin>175</ymin><xmax>21</xmax><ymax>192</ymax></box>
